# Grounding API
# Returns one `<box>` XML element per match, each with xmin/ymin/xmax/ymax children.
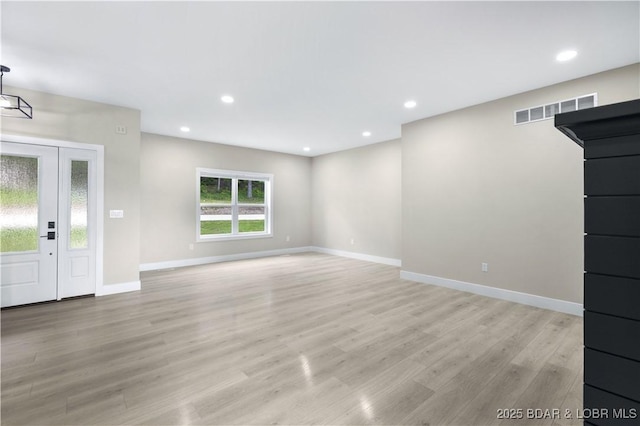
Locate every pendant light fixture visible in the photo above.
<box><xmin>0</xmin><ymin>65</ymin><xmax>32</xmax><ymax>119</ymax></box>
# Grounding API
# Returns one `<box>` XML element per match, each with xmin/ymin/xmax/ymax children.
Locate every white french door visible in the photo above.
<box><xmin>1</xmin><ymin>141</ymin><xmax>97</xmax><ymax>307</ymax></box>
<box><xmin>0</xmin><ymin>143</ymin><xmax>58</xmax><ymax>306</ymax></box>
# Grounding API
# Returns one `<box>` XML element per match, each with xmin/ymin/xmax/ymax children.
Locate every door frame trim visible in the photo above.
<box><xmin>1</xmin><ymin>133</ymin><xmax>105</xmax><ymax>297</ymax></box>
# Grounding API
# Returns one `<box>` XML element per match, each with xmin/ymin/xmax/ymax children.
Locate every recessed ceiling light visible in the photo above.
<box><xmin>303</xmin><ymin>147</ymin><xmax>311</xmax><ymax>152</ymax></box>
<box><xmin>221</xmin><ymin>95</ymin><xmax>234</xmax><ymax>104</ymax></box>
<box><xmin>180</xmin><ymin>126</ymin><xmax>190</xmax><ymax>132</ymax></box>
<box><xmin>362</xmin><ymin>131</ymin><xmax>372</xmax><ymax>137</ymax></box>
<box><xmin>556</xmin><ymin>50</ymin><xmax>577</xmax><ymax>62</ymax></box>
<box><xmin>404</xmin><ymin>100</ymin><xmax>417</xmax><ymax>109</ymax></box>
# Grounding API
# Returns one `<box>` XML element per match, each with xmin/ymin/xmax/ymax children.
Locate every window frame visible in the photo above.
<box><xmin>196</xmin><ymin>168</ymin><xmax>273</xmax><ymax>242</ymax></box>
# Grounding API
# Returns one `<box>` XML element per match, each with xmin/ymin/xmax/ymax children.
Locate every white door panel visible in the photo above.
<box><xmin>58</xmin><ymin>148</ymin><xmax>97</xmax><ymax>299</ymax></box>
<box><xmin>1</xmin><ymin>142</ymin><xmax>58</xmax><ymax>307</ymax></box>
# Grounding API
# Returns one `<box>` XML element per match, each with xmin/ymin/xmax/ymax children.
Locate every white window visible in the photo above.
<box><xmin>197</xmin><ymin>168</ymin><xmax>272</xmax><ymax>241</ymax></box>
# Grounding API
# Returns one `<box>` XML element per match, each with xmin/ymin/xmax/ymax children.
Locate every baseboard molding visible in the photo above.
<box><xmin>139</xmin><ymin>246</ymin><xmax>313</xmax><ymax>272</ymax></box>
<box><xmin>400</xmin><ymin>270</ymin><xmax>583</xmax><ymax>317</ymax></box>
<box><xmin>96</xmin><ymin>280</ymin><xmax>141</xmax><ymax>296</ymax></box>
<box><xmin>312</xmin><ymin>247</ymin><xmax>401</xmax><ymax>267</ymax></box>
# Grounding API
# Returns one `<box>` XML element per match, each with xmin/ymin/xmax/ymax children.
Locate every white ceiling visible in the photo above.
<box><xmin>2</xmin><ymin>1</ymin><xmax>639</xmax><ymax>157</ymax></box>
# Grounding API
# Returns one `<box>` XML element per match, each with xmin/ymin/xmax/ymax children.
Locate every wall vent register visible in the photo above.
<box><xmin>515</xmin><ymin>93</ymin><xmax>597</xmax><ymax>125</ymax></box>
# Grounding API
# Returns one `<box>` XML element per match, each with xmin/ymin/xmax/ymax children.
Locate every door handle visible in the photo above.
<box><xmin>39</xmin><ymin>232</ymin><xmax>56</xmax><ymax>240</ymax></box>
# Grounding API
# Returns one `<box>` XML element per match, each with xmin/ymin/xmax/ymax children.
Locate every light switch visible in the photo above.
<box><xmin>109</xmin><ymin>209</ymin><xmax>124</xmax><ymax>219</ymax></box>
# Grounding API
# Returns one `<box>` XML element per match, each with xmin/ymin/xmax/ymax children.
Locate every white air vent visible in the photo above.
<box><xmin>514</xmin><ymin>93</ymin><xmax>597</xmax><ymax>125</ymax></box>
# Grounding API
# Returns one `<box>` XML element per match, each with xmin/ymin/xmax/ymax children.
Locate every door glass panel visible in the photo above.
<box><xmin>70</xmin><ymin>160</ymin><xmax>88</xmax><ymax>249</ymax></box>
<box><xmin>0</xmin><ymin>155</ymin><xmax>39</xmax><ymax>253</ymax></box>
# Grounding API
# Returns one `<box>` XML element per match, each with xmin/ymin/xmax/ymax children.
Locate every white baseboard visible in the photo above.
<box><xmin>312</xmin><ymin>246</ymin><xmax>401</xmax><ymax>267</ymax></box>
<box><xmin>139</xmin><ymin>246</ymin><xmax>313</xmax><ymax>272</ymax></box>
<box><xmin>96</xmin><ymin>280</ymin><xmax>141</xmax><ymax>296</ymax></box>
<box><xmin>400</xmin><ymin>270</ymin><xmax>583</xmax><ymax>317</ymax></box>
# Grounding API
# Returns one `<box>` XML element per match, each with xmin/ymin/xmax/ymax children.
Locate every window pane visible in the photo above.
<box><xmin>200</xmin><ymin>205</ymin><xmax>232</xmax><ymax>235</ymax></box>
<box><xmin>70</xmin><ymin>160</ymin><xmax>89</xmax><ymax>249</ymax></box>
<box><xmin>200</xmin><ymin>177</ymin><xmax>232</xmax><ymax>204</ymax></box>
<box><xmin>238</xmin><ymin>180</ymin><xmax>265</xmax><ymax>204</ymax></box>
<box><xmin>239</xmin><ymin>206</ymin><xmax>265</xmax><ymax>233</ymax></box>
<box><xmin>0</xmin><ymin>155</ymin><xmax>39</xmax><ymax>253</ymax></box>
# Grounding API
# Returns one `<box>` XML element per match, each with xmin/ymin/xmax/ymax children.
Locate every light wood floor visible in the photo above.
<box><xmin>1</xmin><ymin>253</ymin><xmax>583</xmax><ymax>426</ymax></box>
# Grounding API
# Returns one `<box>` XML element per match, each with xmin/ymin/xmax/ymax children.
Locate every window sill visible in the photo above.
<box><xmin>197</xmin><ymin>233</ymin><xmax>273</xmax><ymax>243</ymax></box>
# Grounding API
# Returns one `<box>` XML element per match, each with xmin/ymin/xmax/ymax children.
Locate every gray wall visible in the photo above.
<box><xmin>1</xmin><ymin>86</ymin><xmax>141</xmax><ymax>287</ymax></box>
<box><xmin>139</xmin><ymin>133</ymin><xmax>311</xmax><ymax>265</ymax></box>
<box><xmin>401</xmin><ymin>64</ymin><xmax>640</xmax><ymax>304</ymax></box>
<box><xmin>311</xmin><ymin>139</ymin><xmax>402</xmax><ymax>261</ymax></box>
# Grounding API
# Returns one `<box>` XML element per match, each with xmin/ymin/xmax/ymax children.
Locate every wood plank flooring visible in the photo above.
<box><xmin>1</xmin><ymin>253</ymin><xmax>583</xmax><ymax>425</ymax></box>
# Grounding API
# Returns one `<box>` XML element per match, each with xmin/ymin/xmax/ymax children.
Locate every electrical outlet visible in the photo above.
<box><xmin>481</xmin><ymin>262</ymin><xmax>489</xmax><ymax>272</ymax></box>
<box><xmin>189</xmin><ymin>243</ymin><xmax>194</xmax><ymax>250</ymax></box>
<box><xmin>286</xmin><ymin>235</ymin><xmax>290</xmax><ymax>242</ymax></box>
<box><xmin>115</xmin><ymin>125</ymin><xmax>127</xmax><ymax>134</ymax></box>
<box><xmin>350</xmin><ymin>238</ymin><xmax>355</xmax><ymax>245</ymax></box>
